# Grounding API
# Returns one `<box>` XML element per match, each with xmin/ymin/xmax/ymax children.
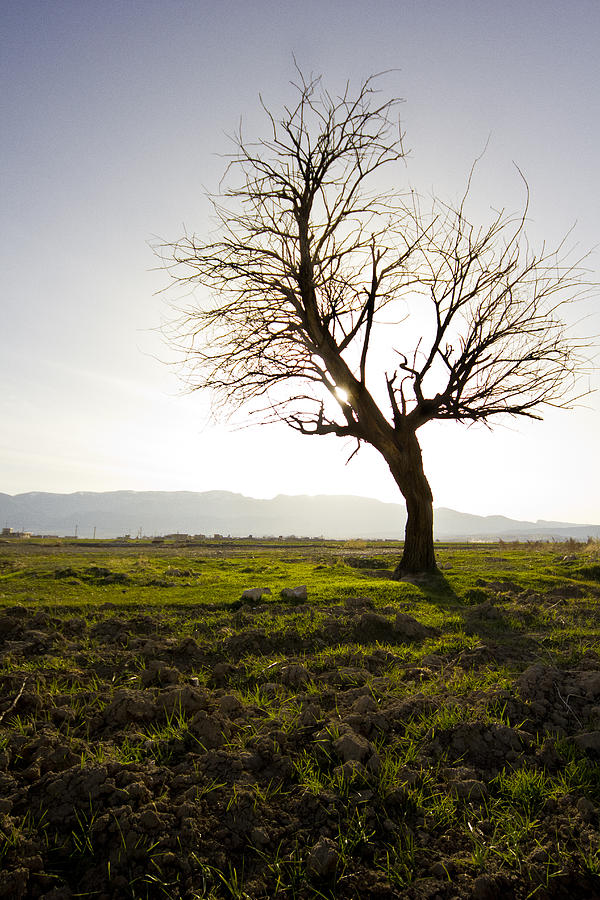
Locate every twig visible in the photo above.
<box><xmin>555</xmin><ymin>685</ymin><xmax>583</xmax><ymax>727</ymax></box>
<box><xmin>0</xmin><ymin>678</ymin><xmax>28</xmax><ymax>724</ymax></box>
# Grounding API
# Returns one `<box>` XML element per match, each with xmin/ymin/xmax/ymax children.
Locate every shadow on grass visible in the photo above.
<box><xmin>390</xmin><ymin>569</ymin><xmax>461</xmax><ymax>609</ymax></box>
<box><xmin>397</xmin><ymin>570</ymin><xmax>549</xmax><ymax>664</ymax></box>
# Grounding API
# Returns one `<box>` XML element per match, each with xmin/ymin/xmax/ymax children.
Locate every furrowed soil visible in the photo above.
<box><xmin>1</xmin><ymin>539</ymin><xmax>600</xmax><ymax>899</ymax></box>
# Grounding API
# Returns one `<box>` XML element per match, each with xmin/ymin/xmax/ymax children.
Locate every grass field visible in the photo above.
<box><xmin>1</xmin><ymin>537</ymin><xmax>600</xmax><ymax>899</ymax></box>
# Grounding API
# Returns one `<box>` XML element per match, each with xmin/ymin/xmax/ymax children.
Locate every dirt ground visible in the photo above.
<box><xmin>1</xmin><ymin>551</ymin><xmax>600</xmax><ymax>898</ymax></box>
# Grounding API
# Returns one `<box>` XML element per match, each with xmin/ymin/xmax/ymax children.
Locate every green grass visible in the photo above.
<box><xmin>1</xmin><ymin>537</ymin><xmax>600</xmax><ymax>897</ymax></box>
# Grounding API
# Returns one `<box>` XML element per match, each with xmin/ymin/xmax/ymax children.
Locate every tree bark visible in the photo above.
<box><xmin>385</xmin><ymin>429</ymin><xmax>437</xmax><ymax>577</ymax></box>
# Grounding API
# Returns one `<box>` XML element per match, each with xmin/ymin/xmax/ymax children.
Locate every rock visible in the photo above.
<box><xmin>306</xmin><ymin>837</ymin><xmax>339</xmax><ymax>878</ymax></box>
<box><xmin>280</xmin><ymin>585</ymin><xmax>307</xmax><ymax>602</ymax></box>
<box><xmin>240</xmin><ymin>587</ymin><xmax>272</xmax><ymax>602</ymax></box>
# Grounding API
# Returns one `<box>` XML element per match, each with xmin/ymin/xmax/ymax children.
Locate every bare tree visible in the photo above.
<box><xmin>160</xmin><ymin>72</ymin><xmax>590</xmax><ymax>576</ymax></box>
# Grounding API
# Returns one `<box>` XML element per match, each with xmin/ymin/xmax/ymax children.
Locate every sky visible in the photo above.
<box><xmin>1</xmin><ymin>0</ymin><xmax>599</xmax><ymax>523</ymax></box>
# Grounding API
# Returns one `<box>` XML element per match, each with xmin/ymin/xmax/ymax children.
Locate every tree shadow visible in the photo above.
<box><xmin>397</xmin><ymin>570</ymin><xmax>548</xmax><ymax>664</ymax></box>
<box><xmin>397</xmin><ymin>569</ymin><xmax>461</xmax><ymax>608</ymax></box>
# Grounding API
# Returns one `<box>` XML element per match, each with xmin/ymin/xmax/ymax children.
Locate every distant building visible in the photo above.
<box><xmin>1</xmin><ymin>527</ymin><xmax>31</xmax><ymax>538</ymax></box>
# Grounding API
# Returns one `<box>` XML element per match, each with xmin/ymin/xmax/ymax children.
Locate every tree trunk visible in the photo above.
<box><xmin>394</xmin><ymin>489</ymin><xmax>436</xmax><ymax>576</ymax></box>
<box><xmin>385</xmin><ymin>429</ymin><xmax>437</xmax><ymax>578</ymax></box>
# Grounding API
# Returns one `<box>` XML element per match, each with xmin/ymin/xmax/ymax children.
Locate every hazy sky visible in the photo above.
<box><xmin>2</xmin><ymin>0</ymin><xmax>599</xmax><ymax>523</ymax></box>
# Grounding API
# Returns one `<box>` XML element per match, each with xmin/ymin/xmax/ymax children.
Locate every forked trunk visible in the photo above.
<box><xmin>385</xmin><ymin>429</ymin><xmax>437</xmax><ymax>578</ymax></box>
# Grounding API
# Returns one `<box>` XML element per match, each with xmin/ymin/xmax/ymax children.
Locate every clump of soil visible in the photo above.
<box><xmin>0</xmin><ymin>563</ymin><xmax>600</xmax><ymax>898</ymax></box>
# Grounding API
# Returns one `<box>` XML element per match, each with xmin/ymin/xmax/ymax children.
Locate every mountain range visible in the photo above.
<box><xmin>1</xmin><ymin>491</ymin><xmax>599</xmax><ymax>541</ymax></box>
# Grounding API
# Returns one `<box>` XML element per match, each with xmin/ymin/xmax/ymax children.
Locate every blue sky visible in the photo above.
<box><xmin>1</xmin><ymin>0</ymin><xmax>599</xmax><ymax>522</ymax></box>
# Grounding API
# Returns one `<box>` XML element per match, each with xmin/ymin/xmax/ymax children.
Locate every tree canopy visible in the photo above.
<box><xmin>160</xmin><ymin>71</ymin><xmax>591</xmax><ymax>574</ymax></box>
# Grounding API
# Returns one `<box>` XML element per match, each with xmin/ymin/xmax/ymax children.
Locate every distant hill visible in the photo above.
<box><xmin>1</xmin><ymin>490</ymin><xmax>598</xmax><ymax>541</ymax></box>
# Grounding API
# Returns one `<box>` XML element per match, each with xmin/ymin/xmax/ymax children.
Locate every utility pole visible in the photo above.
<box><xmin>93</xmin><ymin>526</ymin><xmax>96</xmax><ymax>540</ymax></box>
